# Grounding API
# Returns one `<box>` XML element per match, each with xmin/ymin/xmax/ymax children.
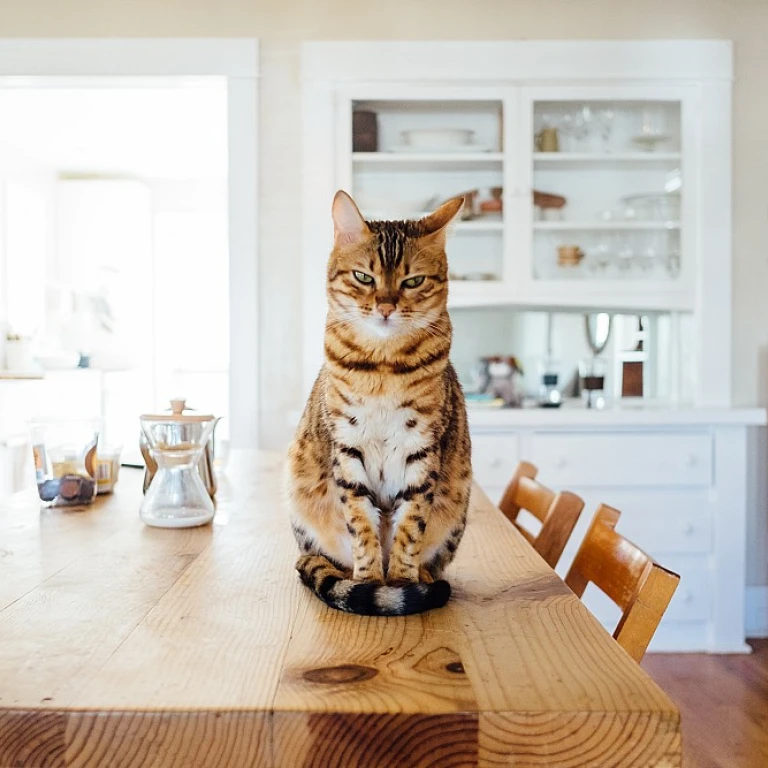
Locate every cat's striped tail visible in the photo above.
<box><xmin>296</xmin><ymin>554</ymin><xmax>451</xmax><ymax>616</ymax></box>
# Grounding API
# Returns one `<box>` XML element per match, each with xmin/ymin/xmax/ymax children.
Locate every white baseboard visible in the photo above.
<box><xmin>746</xmin><ymin>586</ymin><xmax>768</xmax><ymax>638</ymax></box>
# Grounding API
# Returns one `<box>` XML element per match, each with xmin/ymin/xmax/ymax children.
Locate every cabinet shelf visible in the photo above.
<box><xmin>534</xmin><ymin>152</ymin><xmax>681</xmax><ymax>169</ymax></box>
<box><xmin>353</xmin><ymin>152</ymin><xmax>503</xmax><ymax>170</ymax></box>
<box><xmin>534</xmin><ymin>221</ymin><xmax>681</xmax><ymax>231</ymax></box>
<box><xmin>534</xmin><ymin>152</ymin><xmax>681</xmax><ymax>162</ymax></box>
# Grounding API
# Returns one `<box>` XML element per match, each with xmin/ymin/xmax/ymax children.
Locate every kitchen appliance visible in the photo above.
<box><xmin>538</xmin><ymin>373</ymin><xmax>562</xmax><ymax>408</ymax></box>
<box><xmin>581</xmin><ymin>313</ymin><xmax>612</xmax><ymax>409</ymax></box>
<box><xmin>139</xmin><ymin>399</ymin><xmax>219</xmax><ymax>528</ymax></box>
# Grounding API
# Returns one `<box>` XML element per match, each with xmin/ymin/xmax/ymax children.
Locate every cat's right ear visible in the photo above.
<box><xmin>332</xmin><ymin>190</ymin><xmax>370</xmax><ymax>246</ymax></box>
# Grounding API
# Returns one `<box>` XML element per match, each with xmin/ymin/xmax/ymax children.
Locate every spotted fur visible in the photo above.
<box><xmin>287</xmin><ymin>191</ymin><xmax>472</xmax><ymax>616</ymax></box>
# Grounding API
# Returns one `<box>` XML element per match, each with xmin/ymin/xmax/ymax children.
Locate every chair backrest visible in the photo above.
<box><xmin>564</xmin><ymin>504</ymin><xmax>680</xmax><ymax>663</ymax></box>
<box><xmin>498</xmin><ymin>461</ymin><xmax>585</xmax><ymax>569</ymax></box>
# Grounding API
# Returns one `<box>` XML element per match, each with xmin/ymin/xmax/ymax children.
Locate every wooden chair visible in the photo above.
<box><xmin>498</xmin><ymin>461</ymin><xmax>585</xmax><ymax>569</ymax></box>
<box><xmin>565</xmin><ymin>504</ymin><xmax>680</xmax><ymax>663</ymax></box>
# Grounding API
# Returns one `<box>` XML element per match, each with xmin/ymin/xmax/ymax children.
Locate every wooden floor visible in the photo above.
<box><xmin>642</xmin><ymin>639</ymin><xmax>768</xmax><ymax>768</ymax></box>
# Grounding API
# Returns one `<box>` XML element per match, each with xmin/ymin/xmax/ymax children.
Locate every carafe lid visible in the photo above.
<box><xmin>141</xmin><ymin>398</ymin><xmax>214</xmax><ymax>423</ymax></box>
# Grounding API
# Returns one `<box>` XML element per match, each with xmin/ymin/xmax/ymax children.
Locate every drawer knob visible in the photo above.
<box><xmin>685</xmin><ymin>454</ymin><xmax>698</xmax><ymax>468</ymax></box>
<box><xmin>554</xmin><ymin>457</ymin><xmax>567</xmax><ymax>469</ymax></box>
<box><xmin>489</xmin><ymin>457</ymin><xmax>503</xmax><ymax>469</ymax></box>
<box><xmin>681</xmin><ymin>590</ymin><xmax>694</xmax><ymax>604</ymax></box>
<box><xmin>682</xmin><ymin>522</ymin><xmax>695</xmax><ymax>535</ymax></box>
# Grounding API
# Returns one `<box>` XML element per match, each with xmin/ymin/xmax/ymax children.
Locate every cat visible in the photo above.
<box><xmin>286</xmin><ymin>190</ymin><xmax>472</xmax><ymax>616</ymax></box>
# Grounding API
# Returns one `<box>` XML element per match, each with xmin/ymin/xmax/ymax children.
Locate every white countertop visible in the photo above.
<box><xmin>288</xmin><ymin>402</ymin><xmax>766</xmax><ymax>429</ymax></box>
<box><xmin>468</xmin><ymin>402</ymin><xmax>766</xmax><ymax>429</ymax></box>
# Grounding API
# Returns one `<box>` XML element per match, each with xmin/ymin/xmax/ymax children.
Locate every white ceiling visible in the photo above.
<box><xmin>0</xmin><ymin>82</ymin><xmax>228</xmax><ymax>179</ymax></box>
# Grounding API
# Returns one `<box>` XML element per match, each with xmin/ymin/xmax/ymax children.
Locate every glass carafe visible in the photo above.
<box><xmin>139</xmin><ymin>413</ymin><xmax>216</xmax><ymax>528</ymax></box>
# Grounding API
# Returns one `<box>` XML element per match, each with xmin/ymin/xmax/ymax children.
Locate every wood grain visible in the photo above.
<box><xmin>65</xmin><ymin>712</ymin><xmax>270</xmax><ymax>768</ymax></box>
<box><xmin>0</xmin><ymin>451</ymin><xmax>680</xmax><ymax>767</ymax></box>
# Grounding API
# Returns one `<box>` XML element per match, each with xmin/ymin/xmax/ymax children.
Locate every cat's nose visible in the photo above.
<box><xmin>378</xmin><ymin>303</ymin><xmax>396</xmax><ymax>319</ymax></box>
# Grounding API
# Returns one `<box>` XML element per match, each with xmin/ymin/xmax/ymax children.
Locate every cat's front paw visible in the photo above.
<box><xmin>418</xmin><ymin>566</ymin><xmax>436</xmax><ymax>584</ymax></box>
<box><xmin>386</xmin><ymin>577</ymin><xmax>418</xmax><ymax>588</ymax></box>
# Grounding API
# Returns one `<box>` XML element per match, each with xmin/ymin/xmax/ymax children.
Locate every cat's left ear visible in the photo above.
<box><xmin>332</xmin><ymin>190</ymin><xmax>370</xmax><ymax>246</ymax></box>
<box><xmin>419</xmin><ymin>196</ymin><xmax>464</xmax><ymax>239</ymax></box>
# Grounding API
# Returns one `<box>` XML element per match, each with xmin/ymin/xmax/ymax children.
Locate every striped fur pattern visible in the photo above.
<box><xmin>287</xmin><ymin>191</ymin><xmax>472</xmax><ymax>616</ymax></box>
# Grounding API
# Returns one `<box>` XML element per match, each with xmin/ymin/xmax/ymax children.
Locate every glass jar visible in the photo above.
<box><xmin>30</xmin><ymin>418</ymin><xmax>100</xmax><ymax>508</ymax></box>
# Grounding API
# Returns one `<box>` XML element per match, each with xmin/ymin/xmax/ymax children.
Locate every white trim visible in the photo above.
<box><xmin>302</xmin><ymin>40</ymin><xmax>732</xmax><ymax>83</ymax></box>
<box><xmin>0</xmin><ymin>39</ymin><xmax>258</xmax><ymax>78</ymax></box>
<box><xmin>227</xmin><ymin>77</ymin><xmax>260</xmax><ymax>449</ymax></box>
<box><xmin>0</xmin><ymin>39</ymin><xmax>261</xmax><ymax>448</ymax></box>
<box><xmin>746</xmin><ymin>586</ymin><xmax>768</xmax><ymax>639</ymax></box>
<box><xmin>711</xmin><ymin>427</ymin><xmax>749</xmax><ymax>651</ymax></box>
<box><xmin>696</xmin><ymin>80</ymin><xmax>732</xmax><ymax>406</ymax></box>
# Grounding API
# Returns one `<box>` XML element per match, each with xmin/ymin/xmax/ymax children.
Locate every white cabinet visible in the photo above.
<box><xmin>470</xmin><ymin>414</ymin><xmax>760</xmax><ymax>653</ymax></box>
<box><xmin>300</xmin><ymin>41</ymin><xmax>732</xmax><ymax>407</ymax></box>
<box><xmin>529</xmin><ymin>431</ymin><xmax>713</xmax><ymax>487</ymax></box>
<box><xmin>520</xmin><ymin>85</ymin><xmax>695</xmax><ymax>311</ymax></box>
<box><xmin>299</xmin><ymin>42</ymin><xmax>756</xmax><ymax>652</ymax></box>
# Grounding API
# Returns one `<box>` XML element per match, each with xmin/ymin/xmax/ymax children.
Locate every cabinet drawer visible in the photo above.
<box><xmin>561</xmin><ymin>490</ymin><xmax>714</xmax><ymax>557</ymax></box>
<box><xmin>471</xmin><ymin>434</ymin><xmax>520</xmax><ymax>489</ymax></box>
<box><xmin>531</xmin><ymin>431</ymin><xmax>713</xmax><ymax>487</ymax></box>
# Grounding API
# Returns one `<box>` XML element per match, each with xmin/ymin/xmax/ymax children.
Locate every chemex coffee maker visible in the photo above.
<box><xmin>139</xmin><ymin>399</ymin><xmax>221</xmax><ymax>528</ymax></box>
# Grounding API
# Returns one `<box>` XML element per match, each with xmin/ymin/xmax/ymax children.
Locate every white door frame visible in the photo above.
<box><xmin>0</xmin><ymin>38</ymin><xmax>260</xmax><ymax>448</ymax></box>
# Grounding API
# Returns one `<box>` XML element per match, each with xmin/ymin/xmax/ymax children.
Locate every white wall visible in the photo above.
<box><xmin>0</xmin><ymin>0</ymin><xmax>765</xmax><ymax>591</ymax></box>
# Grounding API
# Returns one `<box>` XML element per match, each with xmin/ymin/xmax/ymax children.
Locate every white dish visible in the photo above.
<box><xmin>357</xmin><ymin>195</ymin><xmax>439</xmax><ymax>219</ymax></box>
<box><xmin>401</xmin><ymin>128</ymin><xmax>474</xmax><ymax>148</ymax></box>
<box><xmin>387</xmin><ymin>144</ymin><xmax>493</xmax><ymax>154</ymax></box>
<box><xmin>33</xmin><ymin>351</ymin><xmax>81</xmax><ymax>370</ymax></box>
<box><xmin>621</xmin><ymin>192</ymin><xmax>680</xmax><ymax>222</ymax></box>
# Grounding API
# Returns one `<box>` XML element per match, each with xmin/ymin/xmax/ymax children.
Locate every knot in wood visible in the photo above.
<box><xmin>303</xmin><ymin>664</ymin><xmax>378</xmax><ymax>684</ymax></box>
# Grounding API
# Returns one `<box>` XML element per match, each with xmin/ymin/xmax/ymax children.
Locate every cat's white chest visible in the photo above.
<box><xmin>336</xmin><ymin>394</ymin><xmax>425</xmax><ymax>509</ymax></box>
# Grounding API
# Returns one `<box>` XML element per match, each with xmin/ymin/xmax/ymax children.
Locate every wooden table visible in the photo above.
<box><xmin>0</xmin><ymin>451</ymin><xmax>680</xmax><ymax>768</ymax></box>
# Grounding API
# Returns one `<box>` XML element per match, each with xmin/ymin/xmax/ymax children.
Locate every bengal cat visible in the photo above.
<box><xmin>287</xmin><ymin>191</ymin><xmax>472</xmax><ymax>615</ymax></box>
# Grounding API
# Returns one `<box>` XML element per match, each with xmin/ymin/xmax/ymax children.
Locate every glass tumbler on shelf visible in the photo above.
<box><xmin>139</xmin><ymin>411</ymin><xmax>217</xmax><ymax>528</ymax></box>
<box><xmin>30</xmin><ymin>418</ymin><xmax>100</xmax><ymax>508</ymax></box>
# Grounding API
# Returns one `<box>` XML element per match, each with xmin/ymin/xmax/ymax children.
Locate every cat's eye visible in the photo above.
<box><xmin>401</xmin><ymin>276</ymin><xmax>425</xmax><ymax>289</ymax></box>
<box><xmin>353</xmin><ymin>271</ymin><xmax>374</xmax><ymax>285</ymax></box>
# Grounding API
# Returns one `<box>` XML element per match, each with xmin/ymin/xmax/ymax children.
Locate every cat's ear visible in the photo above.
<box><xmin>332</xmin><ymin>190</ymin><xmax>370</xmax><ymax>246</ymax></box>
<box><xmin>419</xmin><ymin>196</ymin><xmax>464</xmax><ymax>238</ymax></box>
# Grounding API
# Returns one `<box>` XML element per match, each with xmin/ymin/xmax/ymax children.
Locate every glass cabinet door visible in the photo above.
<box><xmin>335</xmin><ymin>87</ymin><xmax>517</xmax><ymax>303</ymax></box>
<box><xmin>519</xmin><ymin>86</ymin><xmax>695</xmax><ymax>307</ymax></box>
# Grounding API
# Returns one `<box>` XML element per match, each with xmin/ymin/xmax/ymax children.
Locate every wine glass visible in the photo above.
<box><xmin>597</xmin><ymin>107</ymin><xmax>615</xmax><ymax>153</ymax></box>
<box><xmin>593</xmin><ymin>236</ymin><xmax>613</xmax><ymax>274</ymax></box>
<box><xmin>617</xmin><ymin>237</ymin><xmax>635</xmax><ymax>275</ymax></box>
<box><xmin>560</xmin><ymin>104</ymin><xmax>592</xmax><ymax>151</ymax></box>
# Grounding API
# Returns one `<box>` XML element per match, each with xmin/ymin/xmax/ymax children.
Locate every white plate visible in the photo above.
<box><xmin>387</xmin><ymin>144</ymin><xmax>494</xmax><ymax>154</ymax></box>
<box><xmin>401</xmin><ymin>128</ymin><xmax>475</xmax><ymax>147</ymax></box>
